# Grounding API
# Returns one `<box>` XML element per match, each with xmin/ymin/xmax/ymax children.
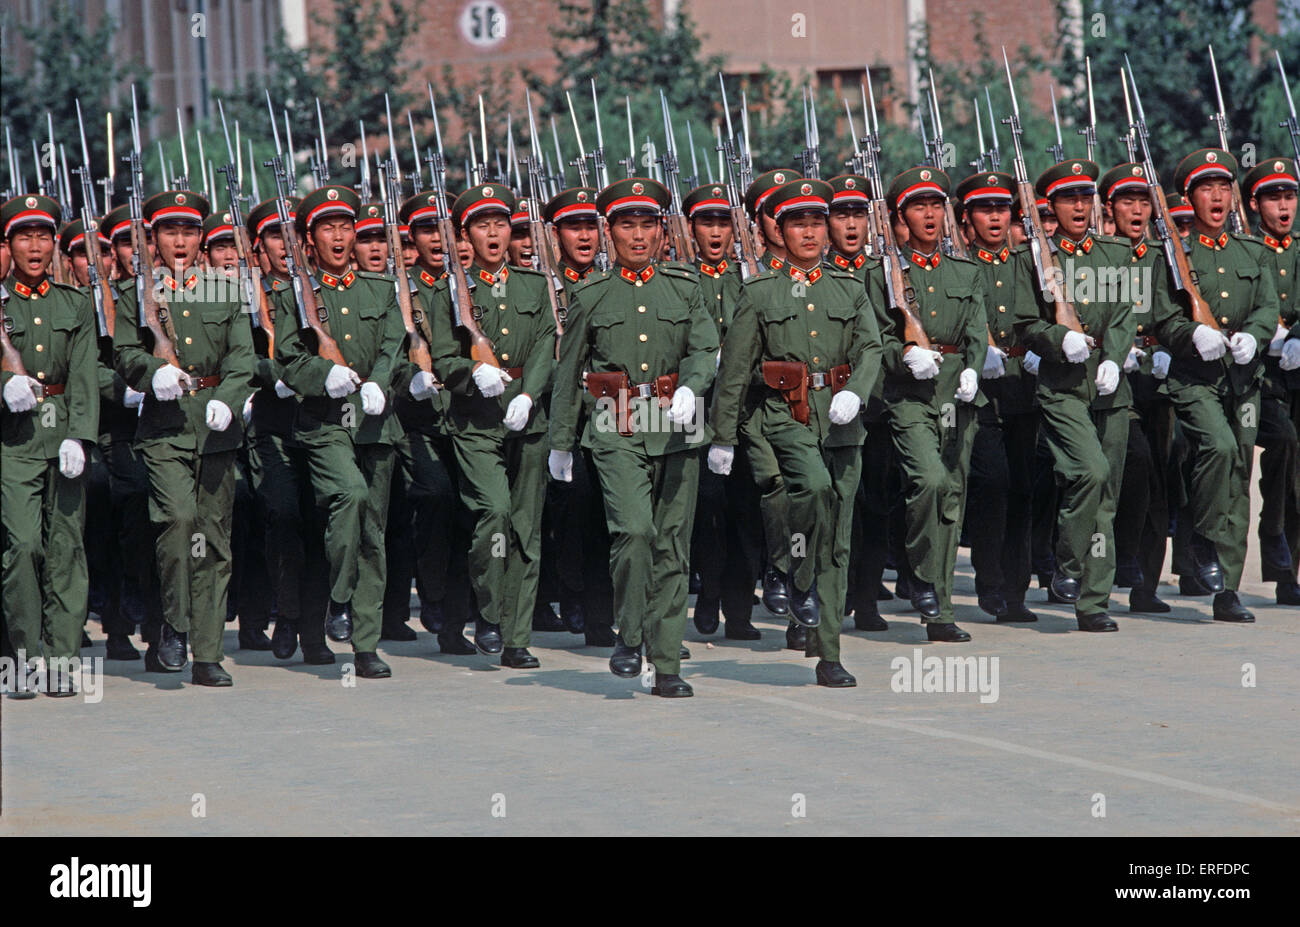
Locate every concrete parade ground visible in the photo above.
<box><xmin>1</xmin><ymin>454</ymin><xmax>1296</xmax><ymax>837</ymax></box>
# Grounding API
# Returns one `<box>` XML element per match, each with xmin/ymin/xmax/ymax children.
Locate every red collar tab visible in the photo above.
<box><xmin>160</xmin><ymin>273</ymin><xmax>197</xmax><ymax>291</ymax></box>
<box><xmin>975</xmin><ymin>246</ymin><xmax>1010</xmax><ymax>263</ymax></box>
<box><xmin>618</xmin><ymin>264</ymin><xmax>655</xmax><ymax>284</ymax></box>
<box><xmin>1134</xmin><ymin>242</ymin><xmax>1148</xmax><ymax>259</ymax></box>
<box><xmin>477</xmin><ymin>265</ymin><xmax>508</xmax><ymax>286</ymax></box>
<box><xmin>998</xmin><ymin>246</ymin><xmax>1010</xmax><ymax>262</ymax></box>
<box><xmin>787</xmin><ymin>264</ymin><xmax>822</xmax><ymax>285</ymax></box>
<box><xmin>1057</xmin><ymin>235</ymin><xmax>1093</xmax><ymax>255</ymax></box>
<box><xmin>563</xmin><ymin>266</ymin><xmax>580</xmax><ymax>282</ymax></box>
<box><xmin>419</xmin><ymin>269</ymin><xmax>437</xmax><ymax>287</ymax></box>
<box><xmin>830</xmin><ymin>251</ymin><xmax>866</xmax><ymax>270</ymax></box>
<box><xmin>698</xmin><ymin>258</ymin><xmax>729</xmax><ymax>277</ymax></box>
<box><xmin>910</xmin><ymin>250</ymin><xmax>940</xmax><ymax>269</ymax></box>
<box><xmin>1263</xmin><ymin>233</ymin><xmax>1293</xmax><ymax>250</ymax></box>
<box><xmin>11</xmin><ymin>278</ymin><xmax>51</xmax><ymax>298</ymax></box>
<box><xmin>766</xmin><ymin>255</ymin><xmax>784</xmax><ymax>271</ymax></box>
<box><xmin>320</xmin><ymin>270</ymin><xmax>356</xmax><ymax>289</ymax></box>
<box><xmin>1197</xmin><ymin>232</ymin><xmax>1230</xmax><ymax>249</ymax></box>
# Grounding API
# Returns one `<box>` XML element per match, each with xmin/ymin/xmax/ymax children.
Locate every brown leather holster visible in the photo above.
<box><xmin>761</xmin><ymin>361</ymin><xmax>852</xmax><ymax>426</ymax></box>
<box><xmin>585</xmin><ymin>370</ymin><xmax>679</xmax><ymax>436</ymax></box>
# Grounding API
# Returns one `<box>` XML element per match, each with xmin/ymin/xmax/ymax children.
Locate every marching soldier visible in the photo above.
<box><xmin>1154</xmin><ymin>149</ymin><xmax>1279</xmax><ymax>622</ymax></box>
<box><xmin>711</xmin><ymin>176</ymin><xmax>883</xmax><ymax>684</ymax></box>
<box><xmin>955</xmin><ymin>169</ymin><xmax>1040</xmax><ymax>623</ymax></box>
<box><xmin>114</xmin><ymin>189</ymin><xmax>257</xmax><ymax>685</ymax></box>
<box><xmin>1242</xmin><ymin>158</ymin><xmax>1300</xmax><ymax>605</ymax></box>
<box><xmin>273</xmin><ymin>184</ymin><xmax>404</xmax><ymax>676</ymax></box>
<box><xmin>352</xmin><ymin>203</ymin><xmax>389</xmax><ymax>273</ymax></box>
<box><xmin>428</xmin><ymin>182</ymin><xmax>555</xmax><ymax>667</ymax></box>
<box><xmin>508</xmin><ymin>198</ymin><xmax>536</xmax><ymax>269</ymax></box>
<box><xmin>2</xmin><ymin>194</ymin><xmax>99</xmax><ymax>696</ymax></box>
<box><xmin>549</xmin><ymin>177</ymin><xmax>718</xmax><ymax>696</ymax></box>
<box><xmin>1014</xmin><ymin>159</ymin><xmax>1135</xmax><ymax>632</ymax></box>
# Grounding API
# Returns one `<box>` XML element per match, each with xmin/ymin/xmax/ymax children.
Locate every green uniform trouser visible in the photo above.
<box><xmin>451</xmin><ymin>430</ymin><xmax>547</xmax><ymax>648</ymax></box>
<box><xmin>1168</xmin><ymin>380</ymin><xmax>1260</xmax><ymax>592</ymax></box>
<box><xmin>140</xmin><ymin>443</ymin><xmax>236</xmax><ymax>663</ymax></box>
<box><xmin>1</xmin><ymin>453</ymin><xmax>88</xmax><ymax>661</ymax></box>
<box><xmin>591</xmin><ymin>443</ymin><xmax>700</xmax><ymax>675</ymax></box>
<box><xmin>1256</xmin><ymin>376</ymin><xmax>1299</xmax><ymax>581</ymax></box>
<box><xmin>299</xmin><ymin>429</ymin><xmax>394</xmax><ymax>653</ymax></box>
<box><xmin>890</xmin><ymin>401</ymin><xmax>977</xmax><ymax>623</ymax></box>
<box><xmin>1037</xmin><ymin>395</ymin><xmax>1128</xmax><ymax>617</ymax></box>
<box><xmin>743</xmin><ymin>405</ymin><xmax>793</xmax><ymax>576</ymax></box>
<box><xmin>761</xmin><ymin>413</ymin><xmax>861</xmax><ymax>662</ymax></box>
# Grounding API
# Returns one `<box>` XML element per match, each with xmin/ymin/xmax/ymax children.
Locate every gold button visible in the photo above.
<box><xmin>807</xmin><ymin>303</ymin><xmax>815</xmax><ymax>311</ymax></box>
<box><xmin>1281</xmin><ymin>269</ymin><xmax>1288</xmax><ymax>276</ymax></box>
<box><xmin>635</xmin><ymin>280</ymin><xmax>643</xmax><ymax>287</ymax></box>
<box><xmin>1277</xmin><ymin>247</ymin><xmax>1285</xmax><ymax>254</ymax></box>
<box><xmin>810</xmin><ymin>330</ymin><xmax>817</xmax><ymax>337</ymax></box>
<box><xmin>927</xmin><ymin>285</ymin><xmax>935</xmax><ymax>293</ymax></box>
<box><xmin>1282</xmin><ymin>292</ymin><xmax>1288</xmax><ymax>299</ymax></box>
<box><xmin>1137</xmin><ymin>324</ymin><xmax>1144</xmax><ymax>333</ymax></box>
<box><xmin>1082</xmin><ymin>324</ymin><xmax>1090</xmax><ymax>333</ymax></box>
<box><xmin>638</xmin><ymin>333</ymin><xmax>648</xmax><ymax>342</ymax></box>
<box><xmin>1078</xmin><ymin>272</ymin><xmax>1086</xmax><ymax>280</ymax></box>
<box><xmin>36</xmin><ymin>371</ymin><xmax>45</xmax><ymax>379</ymax></box>
<box><xmin>1218</xmin><ymin>267</ymin><xmax>1225</xmax><ymax>274</ymax></box>
<box><xmin>35</xmin><ymin>344</ymin><xmax>44</xmax><ymax>352</ymax></box>
<box><xmin>993</xmin><ymin>259</ymin><xmax>1000</xmax><ymax>265</ymax></box>
<box><xmin>501</xmin><ymin>327</ymin><xmax>509</xmax><ymax>335</ymax></box>
<box><xmin>716</xmin><ymin>294</ymin><xmax>722</xmax><ymax>300</ymax></box>
<box><xmin>1136</xmin><ymin>300</ymin><xmax>1144</xmax><ymax>307</ymax></box>
<box><xmin>185</xmin><ymin>337</ymin><xmax>192</xmax><ymax>345</ymax></box>
<box><xmin>501</xmin><ymin>353</ymin><xmax>509</xmax><ymax>361</ymax></box>
<box><xmin>30</xmin><ymin>293</ymin><xmax>39</xmax><ymax>301</ymax></box>
<box><xmin>341</xmin><ymin>307</ymin><xmax>349</xmax><ymax>314</ymax></box>
<box><xmin>930</xmin><ymin>310</ymin><xmax>937</xmax><ymax>317</ymax></box>
<box><xmin>498</xmin><ymin>303</ymin><xmax>507</xmax><ymax>310</ymax></box>
<box><xmin>1220</xmin><ymin>292</ymin><xmax>1229</xmax><ymax>299</ymax></box>
<box><xmin>640</xmin><ymin>363</ymin><xmax>649</xmax><ymax>372</ymax></box>
<box><xmin>1221</xmin><ymin>316</ymin><xmax>1229</xmax><ymax>325</ymax></box>
<box><xmin>998</xmin><ymin>305</ymin><xmax>1006</xmax><ymax>313</ymax></box>
<box><xmin>812</xmin><ymin>356</ymin><xmax>820</xmax><ymax>364</ymax></box>
<box><xmin>999</xmin><ymin>330</ymin><xmax>1006</xmax><ymax>337</ymax></box>
<box><xmin>637</xmin><ymin>305</ymin><xmax>646</xmax><ymax>313</ymax></box>
<box><xmin>183</xmin><ymin>309</ymin><xmax>190</xmax><ymax>317</ymax></box>
<box><xmin>344</xmin><ymin>333</ymin><xmax>352</xmax><ymax>340</ymax></box>
<box><xmin>33</xmin><ymin>317</ymin><xmax>41</xmax><ymax>325</ymax></box>
<box><xmin>995</xmin><ymin>280</ymin><xmax>1003</xmax><ymax>288</ymax></box>
<box><xmin>189</xmin><ymin>365</ymin><xmax>196</xmax><ymax>371</ymax></box>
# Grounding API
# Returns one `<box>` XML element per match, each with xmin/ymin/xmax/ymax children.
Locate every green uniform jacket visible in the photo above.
<box><xmin>870</xmin><ymin>249</ymin><xmax>987</xmax><ymax>411</ymax></box>
<box><xmin>694</xmin><ymin>258</ymin><xmax>744</xmax><ymax>341</ymax></box>
<box><xmin>113</xmin><ymin>266</ymin><xmax>254</xmax><ymax>453</ymax></box>
<box><xmin>551</xmin><ymin>261</ymin><xmax>718</xmax><ymax>456</ymax></box>
<box><xmin>249</xmin><ymin>275</ymin><xmax>299</xmax><ymax>440</ymax></box>
<box><xmin>273</xmin><ymin>268</ymin><xmax>404</xmax><ymax>446</ymax></box>
<box><xmin>429</xmin><ymin>262</ymin><xmax>555</xmax><ymax>439</ymax></box>
<box><xmin>712</xmin><ymin>262</ymin><xmax>882</xmax><ymax>449</ymax></box>
<box><xmin>971</xmin><ymin>243</ymin><xmax>1037</xmax><ymax>418</ymax></box>
<box><xmin>397</xmin><ymin>265</ymin><xmax>454</xmax><ymax>435</ymax></box>
<box><xmin>1152</xmin><ymin>231</ymin><xmax>1279</xmax><ymax>397</ymax></box>
<box><xmin>1255</xmin><ymin>230</ymin><xmax>1300</xmax><ymax>391</ymax></box>
<box><xmin>90</xmin><ymin>283</ymin><xmax>137</xmax><ymax>439</ymax></box>
<box><xmin>824</xmin><ymin>248</ymin><xmax>889</xmax><ymax>422</ymax></box>
<box><xmin>1013</xmin><ymin>232</ymin><xmax>1136</xmax><ymax>410</ymax></box>
<box><xmin>2</xmin><ymin>275</ymin><xmax>98</xmax><ymax>457</ymax></box>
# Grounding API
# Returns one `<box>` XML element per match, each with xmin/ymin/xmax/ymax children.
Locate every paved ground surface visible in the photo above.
<box><xmin>2</xmin><ymin>455</ymin><xmax>1297</xmax><ymax>836</ymax></box>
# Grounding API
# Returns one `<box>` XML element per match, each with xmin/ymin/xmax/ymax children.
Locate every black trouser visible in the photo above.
<box><xmin>1257</xmin><ymin>376</ymin><xmax>1300</xmax><ymax>583</ymax></box>
<box><xmin>1030</xmin><ymin>428</ymin><xmax>1059</xmax><ymax>581</ymax></box>
<box><xmin>847</xmin><ymin>420</ymin><xmax>897</xmax><ymax>608</ymax></box>
<box><xmin>966</xmin><ymin>410</ymin><xmax>1038</xmax><ymax>604</ymax></box>
<box><xmin>1115</xmin><ymin>396</ymin><xmax>1174</xmax><ymax>596</ymax></box>
<box><xmin>691</xmin><ymin>449</ymin><xmax>761</xmax><ymax>625</ymax></box>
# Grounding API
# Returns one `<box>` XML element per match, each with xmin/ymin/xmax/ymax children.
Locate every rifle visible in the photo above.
<box><xmin>927</xmin><ymin>69</ymin><xmax>967</xmax><ymax>258</ymax></box>
<box><xmin>74</xmin><ymin>100</ymin><xmax>115</xmax><ymax>338</ymax></box>
<box><xmin>525</xmin><ymin>90</ymin><xmax>568</xmax><ymax>355</ymax></box>
<box><xmin>1079</xmin><ymin>57</ymin><xmax>1105</xmax><ymax>234</ymax></box>
<box><xmin>985</xmin><ymin>87</ymin><xmax>1002</xmax><ymax>171</ymax></box>
<box><xmin>800</xmin><ymin>86</ymin><xmax>821</xmax><ymax>180</ymax></box>
<box><xmin>125</xmin><ymin>86</ymin><xmax>182</xmax><ymax>368</ymax></box>
<box><xmin>218</xmin><ymin>100</ymin><xmax>274</xmax><ymax>359</ymax></box>
<box><xmin>864</xmin><ymin>68</ymin><xmax>929</xmax><ymax>350</ymax></box>
<box><xmin>1277</xmin><ymin>50</ymin><xmax>1300</xmax><ymax>168</ymax></box>
<box><xmin>582</xmin><ymin>82</ymin><xmax>614</xmax><ymax>270</ymax></box>
<box><xmin>0</xmin><ymin>285</ymin><xmax>27</xmax><ymax>378</ymax></box>
<box><xmin>381</xmin><ymin>95</ymin><xmax>433</xmax><ymax>374</ymax></box>
<box><xmin>717</xmin><ymin>74</ymin><xmax>761</xmax><ymax>280</ymax></box>
<box><xmin>3</xmin><ymin>125</ymin><xmax>15</xmax><ymax>201</ymax></box>
<box><xmin>619</xmin><ymin>96</ymin><xmax>636</xmax><ymax>178</ymax></box>
<box><xmin>1003</xmin><ymin>50</ymin><xmax>1092</xmax><ymax>346</ymax></box>
<box><xmin>427</xmin><ymin>85</ymin><xmax>498</xmax><ymax>369</ymax></box>
<box><xmin>1207</xmin><ymin>45</ymin><xmax>1250</xmax><ymax>235</ymax></box>
<box><xmin>263</xmin><ymin>91</ymin><xmax>347</xmax><ymax>365</ymax></box>
<box><xmin>1126</xmin><ymin>55</ymin><xmax>1220</xmax><ymax>333</ymax></box>
<box><xmin>1047</xmin><ymin>84</ymin><xmax>1065</xmax><ymax>163</ymax></box>
<box><xmin>658</xmin><ymin>90</ymin><xmax>696</xmax><ymax>261</ymax></box>
<box><xmin>1119</xmin><ymin>67</ymin><xmax>1139</xmax><ymax>162</ymax></box>
<box><xmin>971</xmin><ymin>99</ymin><xmax>988</xmax><ymax>172</ymax></box>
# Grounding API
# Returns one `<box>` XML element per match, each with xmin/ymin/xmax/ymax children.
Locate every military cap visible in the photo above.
<box><xmin>296</xmin><ymin>185</ymin><xmax>360</xmax><ymax>236</ymax></box>
<box><xmin>1173</xmin><ymin>148</ymin><xmax>1237</xmax><ymax>195</ymax></box>
<box><xmin>1034</xmin><ymin>159</ymin><xmax>1099</xmax><ymax>200</ymax></box>
<box><xmin>400</xmin><ymin>191</ymin><xmax>447</xmax><ymax>227</ymax></box>
<box><xmin>744</xmin><ymin>168</ymin><xmax>798</xmax><ymax>217</ymax></box>
<box><xmin>201</xmin><ymin>211</ymin><xmax>235</xmax><ymax>249</ymax></box>
<box><xmin>511</xmin><ymin>197</ymin><xmax>534</xmax><ymax>228</ymax></box>
<box><xmin>955</xmin><ymin>171</ymin><xmax>1014</xmax><ymax>208</ymax></box>
<box><xmin>1036</xmin><ymin>197</ymin><xmax>1050</xmax><ymax>214</ymax></box>
<box><xmin>1098</xmin><ymin>163</ymin><xmax>1150</xmax><ymax>202</ymax></box>
<box><xmin>143</xmin><ymin>189</ymin><xmax>209</xmax><ymax>227</ymax></box>
<box><xmin>681</xmin><ymin>183</ymin><xmax>732</xmax><ymax>219</ymax></box>
<box><xmin>827</xmin><ymin>174</ymin><xmax>872</xmax><ymax>210</ymax></box>
<box><xmin>246</xmin><ymin>196</ymin><xmax>297</xmax><ymax>240</ymax></box>
<box><xmin>452</xmin><ymin>182</ymin><xmax>515</xmax><ymax>230</ymax></box>
<box><xmin>888</xmin><ymin>166</ymin><xmax>950</xmax><ymax>211</ymax></box>
<box><xmin>355</xmin><ymin>202</ymin><xmax>385</xmax><ymax>235</ymax></box>
<box><xmin>2</xmin><ymin>193</ymin><xmax>64</xmax><ymax>238</ymax></box>
<box><xmin>597</xmin><ymin>177</ymin><xmax>670</xmax><ymax>219</ymax></box>
<box><xmin>57</xmin><ymin>217</ymin><xmax>110</xmax><ymax>255</ymax></box>
<box><xmin>543</xmin><ymin>186</ymin><xmax>599</xmax><ymax>224</ymax></box>
<box><xmin>1242</xmin><ymin>157</ymin><xmax>1299</xmax><ymax>199</ymax></box>
<box><xmin>399</xmin><ymin>224</ymin><xmax>411</xmax><ymax>243</ymax></box>
<box><xmin>1166</xmin><ymin>192</ymin><xmax>1194</xmax><ymax>222</ymax></box>
<box><xmin>99</xmin><ymin>203</ymin><xmax>137</xmax><ymax>243</ymax></box>
<box><xmin>764</xmin><ymin>177</ymin><xmax>833</xmax><ymax>221</ymax></box>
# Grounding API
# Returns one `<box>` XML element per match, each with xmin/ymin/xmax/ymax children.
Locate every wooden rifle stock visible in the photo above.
<box><xmin>1148</xmin><ymin>179</ymin><xmax>1220</xmax><ymax>331</ymax></box>
<box><xmin>873</xmin><ymin>195</ymin><xmax>931</xmax><ymax>349</ymax></box>
<box><xmin>1015</xmin><ymin>178</ymin><xmax>1092</xmax><ymax>343</ymax></box>
<box><xmin>0</xmin><ymin>299</ymin><xmax>28</xmax><ymax>377</ymax></box>
<box><xmin>230</xmin><ymin>223</ymin><xmax>275</xmax><ymax>359</ymax></box>
<box><xmin>385</xmin><ymin>221</ymin><xmax>434</xmax><ymax>374</ymax></box>
<box><xmin>129</xmin><ymin>216</ymin><xmax>182</xmax><ymax>368</ymax></box>
<box><xmin>436</xmin><ymin>213</ymin><xmax>499</xmax><ymax>368</ymax></box>
<box><xmin>282</xmin><ymin>222</ymin><xmax>348</xmax><ymax>366</ymax></box>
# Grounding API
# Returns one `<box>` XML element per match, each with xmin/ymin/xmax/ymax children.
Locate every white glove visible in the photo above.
<box><xmin>151</xmin><ymin>364</ymin><xmax>191</xmax><ymax>401</ymax></box>
<box><xmin>828</xmin><ymin>389</ymin><xmax>861</xmax><ymax>424</ymax></box>
<box><xmin>1023</xmin><ymin>351</ymin><xmax>1041</xmax><ymax>375</ymax></box>
<box><xmin>903</xmin><ymin>345</ymin><xmax>943</xmax><ymax>380</ymax></box>
<box><xmin>1123</xmin><ymin>346</ymin><xmax>1146</xmax><ymax>374</ymax></box>
<box><xmin>123</xmin><ymin>387</ymin><xmax>145</xmax><ymax>409</ymax></box>
<box><xmin>1151</xmin><ymin>350</ymin><xmax>1172</xmax><ymax>380</ymax></box>
<box><xmin>472</xmin><ymin>362</ymin><xmax>507</xmax><ymax>398</ymax></box>
<box><xmin>982</xmin><ymin>344</ymin><xmax>1006</xmax><ymax>379</ymax></box>
<box><xmin>667</xmin><ymin>385</ymin><xmax>696</xmax><ymax>425</ymax></box>
<box><xmin>3</xmin><ymin>375</ymin><xmax>40</xmax><ymax>412</ymax></box>
<box><xmin>205</xmin><ymin>399</ymin><xmax>233</xmax><ymax>432</ymax></box>
<box><xmin>1280</xmin><ymin>339</ymin><xmax>1300</xmax><ymax>371</ymax></box>
<box><xmin>1193</xmin><ymin>324</ymin><xmax>1229</xmax><ymax>362</ymax></box>
<box><xmin>548</xmin><ymin>449</ymin><xmax>573</xmax><ymax>482</ymax></box>
<box><xmin>241</xmin><ymin>394</ymin><xmax>253</xmax><ymax>425</ymax></box>
<box><xmin>1095</xmin><ymin>359</ymin><xmax>1120</xmax><ymax>396</ymax></box>
<box><xmin>1229</xmin><ymin>331</ymin><xmax>1257</xmax><ymax>366</ymax></box>
<box><xmin>273</xmin><ymin>379</ymin><xmax>295</xmax><ymax>399</ymax></box>
<box><xmin>58</xmin><ymin>439</ymin><xmax>85</xmax><ymax>479</ymax></box>
<box><xmin>707</xmin><ymin>444</ymin><xmax>734</xmax><ymax>475</ymax></box>
<box><xmin>1269</xmin><ymin>322</ymin><xmax>1289</xmax><ymax>357</ymax></box>
<box><xmin>955</xmin><ymin>368</ymin><xmax>979</xmax><ymax>403</ymax></box>
<box><xmin>503</xmin><ymin>393</ymin><xmax>533</xmax><ymax>431</ymax></box>
<box><xmin>360</xmin><ymin>381</ymin><xmax>385</xmax><ymax>416</ymax></box>
<box><xmin>409</xmin><ymin>370</ymin><xmax>438</xmax><ymax>401</ymax></box>
<box><xmin>1061</xmin><ymin>330</ymin><xmax>1090</xmax><ymax>364</ymax></box>
<box><xmin>324</xmin><ymin>364</ymin><xmax>361</xmax><ymax>399</ymax></box>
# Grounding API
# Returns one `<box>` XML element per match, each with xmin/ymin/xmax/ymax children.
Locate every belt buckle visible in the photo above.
<box><xmin>809</xmin><ymin>372</ymin><xmax>827</xmax><ymax>390</ymax></box>
<box><xmin>635</xmin><ymin>383</ymin><xmax>653</xmax><ymax>400</ymax></box>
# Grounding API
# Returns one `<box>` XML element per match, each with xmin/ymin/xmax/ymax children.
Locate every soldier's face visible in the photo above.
<box><xmin>207</xmin><ymin>240</ymin><xmax>238</xmax><ymax>272</ymax></box>
<box><xmin>759</xmin><ymin>212</ymin><xmax>785</xmax><ymax>256</ymax></box>
<box><xmin>901</xmin><ymin>196</ymin><xmax>944</xmax><ymax>250</ymax></box>
<box><xmin>1009</xmin><ymin>222</ymin><xmax>1027</xmax><ymax>246</ymax></box>
<box><xmin>0</xmin><ymin>238</ymin><xmax>9</xmax><ymax>278</ymax></box>
<box><xmin>508</xmin><ymin>225</ymin><xmax>534</xmax><ymax>267</ymax></box>
<box><xmin>1040</xmin><ymin>211</ymin><xmax>1058</xmax><ymax>237</ymax></box>
<box><xmin>555</xmin><ymin>218</ymin><xmax>597</xmax><ymax>268</ymax></box>
<box><xmin>402</xmin><ymin>239</ymin><xmax>418</xmax><ymax>268</ymax></box>
<box><xmin>456</xmin><ymin>234</ymin><xmax>473</xmax><ymax>268</ymax></box>
<box><xmin>353</xmin><ymin>230</ymin><xmax>388</xmax><ymax>272</ymax></box>
<box><xmin>828</xmin><ymin>206</ymin><xmax>869</xmax><ymax>255</ymax></box>
<box><xmin>69</xmin><ymin>248</ymin><xmax>91</xmax><ymax>286</ymax></box>
<box><xmin>411</xmin><ymin>224</ymin><xmax>445</xmax><ymax>273</ymax></box>
<box><xmin>259</xmin><ymin>228</ymin><xmax>288</xmax><ymax>275</ymax></box>
<box><xmin>466</xmin><ymin>214</ymin><xmax>510</xmax><ymax>268</ymax></box>
<box><xmin>1253</xmin><ymin>188</ymin><xmax>1297</xmax><ymax>238</ymax></box>
<box><xmin>309</xmin><ymin>217</ymin><xmax>356</xmax><ymax>273</ymax></box>
<box><xmin>154</xmin><ymin>221</ymin><xmax>201</xmax><ymax>270</ymax></box>
<box><xmin>779</xmin><ymin>212</ymin><xmax>828</xmax><ymax>267</ymax></box>
<box><xmin>1109</xmin><ymin>193</ymin><xmax>1151</xmax><ymax>243</ymax></box>
<box><xmin>608</xmin><ymin>214</ymin><xmax>662</xmax><ymax>270</ymax></box>
<box><xmin>968</xmin><ymin>203</ymin><xmax>1011</xmax><ymax>248</ymax></box>
<box><xmin>689</xmin><ymin>214</ymin><xmax>732</xmax><ymax>263</ymax></box>
<box><xmin>98</xmin><ymin>245</ymin><xmax>113</xmax><ymax>280</ymax></box>
<box><xmin>8</xmin><ymin>227</ymin><xmax>55</xmax><ymax>281</ymax></box>
<box><xmin>112</xmin><ymin>237</ymin><xmax>134</xmax><ymax>276</ymax></box>
<box><xmin>1051</xmin><ymin>192</ymin><xmax>1092</xmax><ymax>239</ymax></box>
<box><xmin>1189</xmin><ymin>179</ymin><xmax>1232</xmax><ymax>233</ymax></box>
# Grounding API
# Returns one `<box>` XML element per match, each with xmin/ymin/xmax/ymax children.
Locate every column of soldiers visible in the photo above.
<box><xmin>4</xmin><ymin>94</ymin><xmax>1300</xmax><ymax>699</ymax></box>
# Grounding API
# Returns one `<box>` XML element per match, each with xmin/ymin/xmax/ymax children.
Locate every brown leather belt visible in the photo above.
<box><xmin>761</xmin><ymin>361</ymin><xmax>851</xmax><ymax>425</ymax></box>
<box><xmin>932</xmin><ymin>343</ymin><xmax>960</xmax><ymax>355</ymax></box>
<box><xmin>504</xmin><ymin>366</ymin><xmax>524</xmax><ymax>380</ymax></box>
<box><xmin>188</xmin><ymin>374</ymin><xmax>222</xmax><ymax>392</ymax></box>
<box><xmin>1135</xmin><ymin>335</ymin><xmax>1161</xmax><ymax>349</ymax></box>
<box><xmin>584</xmin><ymin>370</ymin><xmax>679</xmax><ymax>436</ymax></box>
<box><xmin>1003</xmin><ymin>346</ymin><xmax>1027</xmax><ymax>358</ymax></box>
<box><xmin>34</xmin><ymin>382</ymin><xmax>65</xmax><ymax>398</ymax></box>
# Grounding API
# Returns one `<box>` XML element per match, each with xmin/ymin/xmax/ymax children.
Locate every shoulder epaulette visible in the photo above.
<box><xmin>355</xmin><ymin>270</ymin><xmax>395</xmax><ymax>282</ymax></box>
<box><xmin>507</xmin><ymin>264</ymin><xmax>546</xmax><ymax>277</ymax></box>
<box><xmin>658</xmin><ymin>262</ymin><xmax>698</xmax><ymax>280</ymax></box>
